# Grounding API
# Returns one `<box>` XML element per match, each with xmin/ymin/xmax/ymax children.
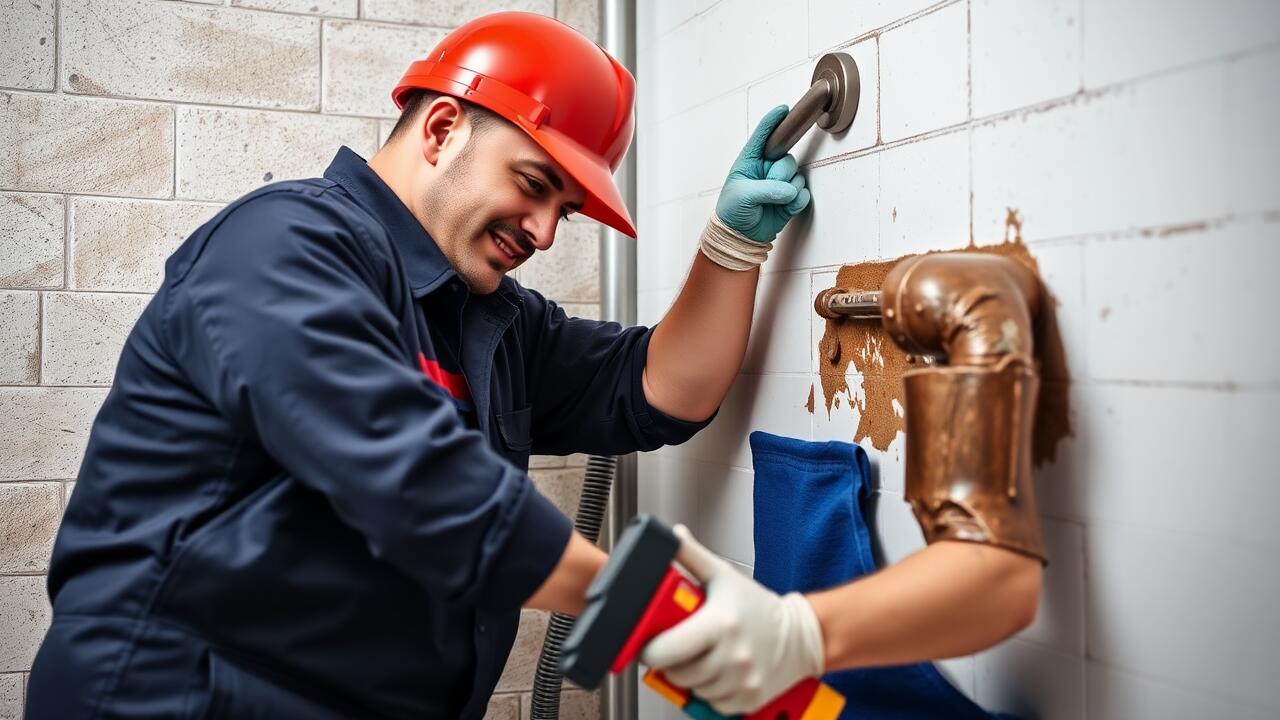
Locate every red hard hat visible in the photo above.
<box><xmin>393</xmin><ymin>12</ymin><xmax>637</xmax><ymax>238</ymax></box>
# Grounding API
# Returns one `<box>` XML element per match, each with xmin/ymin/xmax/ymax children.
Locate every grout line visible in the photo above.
<box><xmin>35</xmin><ymin>291</ymin><xmax>44</xmax><ymax>385</ymax></box>
<box><xmin>819</xmin><ymin>0</ymin><xmax>961</xmax><ymax>58</ymax></box>
<box><xmin>61</xmin><ymin>196</ymin><xmax>70</xmax><ymax>290</ymax></box>
<box><xmin>874</xmin><ymin>36</ymin><xmax>882</xmax><ymax>147</ymax></box>
<box><xmin>172</xmin><ymin>105</ymin><xmax>178</xmax><ymax>200</ymax></box>
<box><xmin>0</xmin><ymin>85</ymin><xmax>391</xmax><ymax>122</ymax></box>
<box><xmin>52</xmin><ymin>0</ymin><xmax>61</xmax><ymax>93</ymax></box>
<box><xmin>0</xmin><ymin>188</ymin><xmax>224</xmax><ymax>207</ymax></box>
<box><xmin>632</xmin><ymin>209</ymin><xmax>1278</xmax><ymax>291</ymax></box>
<box><xmin>646</xmin><ymin>35</ymin><xmax>1280</xmax><ymax>145</ymax></box>
<box><xmin>965</xmin><ymin>0</ymin><xmax>972</xmax><ymax>122</ymax></box>
<box><xmin>0</xmin><ymin>382</ymin><xmax>113</xmax><ymax>390</ymax></box>
<box><xmin>1077</xmin><ymin>0</ymin><xmax>1085</xmax><ymax>93</ymax></box>
<box><xmin>965</xmin><ymin>0</ymin><xmax>974</xmax><ymax>246</ymax></box>
<box><xmin>1079</xmin><ymin>518</ymin><xmax>1091</xmax><ymax>711</ymax></box>
<box><xmin>318</xmin><ymin>19</ymin><xmax>326</xmax><ymax>114</ymax></box>
<box><xmin>1082</xmin><ymin>656</ymin><xmax>1280</xmax><ymax>715</ymax></box>
<box><xmin>1</xmin><ymin>286</ymin><xmax>161</xmax><ymax>296</ymax></box>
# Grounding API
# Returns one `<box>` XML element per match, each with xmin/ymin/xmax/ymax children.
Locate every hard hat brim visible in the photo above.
<box><xmin>526</xmin><ymin>122</ymin><xmax>637</xmax><ymax>239</ymax></box>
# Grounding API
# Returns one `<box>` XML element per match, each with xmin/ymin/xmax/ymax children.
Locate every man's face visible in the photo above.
<box><xmin>420</xmin><ymin>115</ymin><xmax>587</xmax><ymax>294</ymax></box>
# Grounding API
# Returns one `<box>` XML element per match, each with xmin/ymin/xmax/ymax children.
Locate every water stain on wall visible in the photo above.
<box><xmin>813</xmin><ymin>209</ymin><xmax>1074</xmax><ymax>466</ymax></box>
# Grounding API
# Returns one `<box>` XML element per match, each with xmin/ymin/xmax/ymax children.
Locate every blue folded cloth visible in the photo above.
<box><xmin>750</xmin><ymin>430</ymin><xmax>1015</xmax><ymax>720</ymax></box>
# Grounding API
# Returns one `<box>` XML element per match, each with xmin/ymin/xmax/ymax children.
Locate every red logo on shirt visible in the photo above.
<box><xmin>418</xmin><ymin>352</ymin><xmax>471</xmax><ymax>401</ymax></box>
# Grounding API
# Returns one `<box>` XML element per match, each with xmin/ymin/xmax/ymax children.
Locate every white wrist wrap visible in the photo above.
<box><xmin>699</xmin><ymin>214</ymin><xmax>772</xmax><ymax>271</ymax></box>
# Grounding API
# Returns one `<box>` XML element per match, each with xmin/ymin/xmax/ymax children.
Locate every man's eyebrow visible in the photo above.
<box><xmin>516</xmin><ymin>160</ymin><xmax>564</xmax><ymax>192</ymax></box>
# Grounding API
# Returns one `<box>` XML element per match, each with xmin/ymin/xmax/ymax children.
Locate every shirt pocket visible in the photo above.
<box><xmin>494</xmin><ymin>406</ymin><xmax>532</xmax><ymax>467</ymax></box>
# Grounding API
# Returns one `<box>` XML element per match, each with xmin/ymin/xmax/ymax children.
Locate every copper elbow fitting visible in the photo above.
<box><xmin>879</xmin><ymin>254</ymin><xmax>1041</xmax><ymax>367</ymax></box>
<box><xmin>885</xmin><ymin>252</ymin><xmax>1048</xmax><ymax>562</ymax></box>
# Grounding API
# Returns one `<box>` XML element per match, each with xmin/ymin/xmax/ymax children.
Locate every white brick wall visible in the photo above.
<box><xmin>637</xmin><ymin>1</ymin><xmax>1280</xmax><ymax>718</ymax></box>
<box><xmin>0</xmin><ymin>1</ymin><xmax>605</xmax><ymax>716</ymax></box>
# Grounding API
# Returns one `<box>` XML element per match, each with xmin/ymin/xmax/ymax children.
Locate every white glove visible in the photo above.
<box><xmin>639</xmin><ymin>525</ymin><xmax>826</xmax><ymax>715</ymax></box>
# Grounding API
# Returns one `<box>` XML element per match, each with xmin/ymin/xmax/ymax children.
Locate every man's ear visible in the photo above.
<box><xmin>421</xmin><ymin>97</ymin><xmax>465</xmax><ymax>167</ymax></box>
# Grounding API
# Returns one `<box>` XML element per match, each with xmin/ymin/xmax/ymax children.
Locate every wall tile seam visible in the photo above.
<box><xmin>1080</xmin><ymin>38</ymin><xmax>1280</xmax><ymax>95</ymax></box>
<box><xmin>1084</xmin><ymin>377</ymin><xmax>1280</xmax><ymax>393</ymax></box>
<box><xmin>642</xmin><ymin>22</ymin><xmax>885</xmax><ymax>131</ymax></box>
<box><xmin>9</xmin><ymin>381</ymin><xmax>119</xmax><ymax>390</ymax></box>
<box><xmin>0</xmin><ymin>84</ymin><xmax>60</xmax><ymax>95</ymax></box>
<box><xmin>0</xmin><ymin>84</ymin><xmax>419</xmax><ymax>124</ymax></box>
<box><xmin>994</xmin><ymin>635</ymin><xmax>1086</xmax><ymax>664</ymax></box>
<box><xmin>1085</xmin><ymin>655</ymin><xmax>1274</xmax><ymax>712</ymax></box>
<box><xmin>1075</xmin><ymin>0</ymin><xmax>1085</xmax><ymax>93</ymax></box>
<box><xmin>874</xmin><ymin>36</ymin><xmax>882</xmax><ymax>150</ymax></box>
<box><xmin>735</xmin><ymin>371</ymin><xmax>810</xmax><ymax>381</ymax></box>
<box><xmin>648</xmin><ymin>204</ymin><xmax>1267</xmax><ymax>294</ymax></box>
<box><xmin>0</xmin><ymin>187</ymin><xmax>189</xmax><ymax>204</ymax></box>
<box><xmin>786</xmin><ymin>213</ymin><xmax>1270</xmax><ymax>270</ymax></box>
<box><xmin>6</xmin><ymin>86</ymin><xmax>393</xmax><ymax>123</ymax></box>
<box><xmin>689</xmin><ymin>458</ymin><xmax>756</xmax><ymax>474</ymax></box>
<box><xmin>221</xmin><ymin>2</ymin><xmax>360</xmax><ymax>22</ymax></box>
<box><xmin>756</xmin><ymin>41</ymin><xmax>1276</xmax><ymax>175</ymax></box>
<box><xmin>0</xmin><ymin>88</ymin><xmax>178</xmax><ymax>113</ymax></box>
<box><xmin>56</xmin><ymin>194</ymin><xmax>226</xmax><ymax>210</ymax></box>
<box><xmin>41</xmin><ymin>289</ymin><xmax>154</xmax><ymax>300</ymax></box>
<box><xmin>321</xmin><ymin>15</ymin><xmax>455</xmax><ymax>33</ymax></box>
<box><xmin>637</xmin><ymin>183</ymin><xmax>720</xmax><ymax>205</ymax></box>
<box><xmin>806</xmin><ymin>0</ymin><xmax>961</xmax><ymax>58</ymax></box>
<box><xmin>965</xmin><ymin>1</ymin><xmax>973</xmax><ymax>247</ymax></box>
<box><xmin>171</xmin><ymin>107</ymin><xmax>179</xmax><ymax>201</ymax></box>
<box><xmin>1075</xmin><ymin>212</ymin><xmax>1275</xmax><ymax>244</ymax></box>
<box><xmin>649</xmin><ymin>0</ymin><xmax>730</xmax><ymax>48</ymax></box>
<box><xmin>1079</xmin><ymin>516</ymin><xmax>1279</xmax><ymax>560</ymax></box>
<box><xmin>52</xmin><ymin>0</ymin><xmax>62</xmax><ymax>94</ymax></box>
<box><xmin>964</xmin><ymin>0</ymin><xmax>972</xmax><ymax>123</ymax></box>
<box><xmin>36</xmin><ymin>290</ymin><xmax>48</xmax><ymax>385</ymax></box>
<box><xmin>318</xmin><ymin>18</ymin><xmax>327</xmax><ymax>118</ymax></box>
<box><xmin>1082</xmin><ymin>655</ymin><xmax>1280</xmax><ymax>715</ymax></box>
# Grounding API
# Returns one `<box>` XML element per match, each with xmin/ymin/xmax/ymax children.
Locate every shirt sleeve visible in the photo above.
<box><xmin>518</xmin><ymin>286</ymin><xmax>715</xmax><ymax>457</ymax></box>
<box><xmin>163</xmin><ymin>190</ymin><xmax>570</xmax><ymax>613</ymax></box>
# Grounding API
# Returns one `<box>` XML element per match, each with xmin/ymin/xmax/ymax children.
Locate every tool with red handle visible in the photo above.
<box><xmin>559</xmin><ymin>515</ymin><xmax>844</xmax><ymax>720</ymax></box>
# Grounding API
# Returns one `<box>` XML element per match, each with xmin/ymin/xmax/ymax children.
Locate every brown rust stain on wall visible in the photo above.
<box><xmin>816</xmin><ymin>209</ymin><xmax>1074</xmax><ymax>466</ymax></box>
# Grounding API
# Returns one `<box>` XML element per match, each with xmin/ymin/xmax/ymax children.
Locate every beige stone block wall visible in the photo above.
<box><xmin>0</xmin><ymin>0</ymin><xmax>606</xmax><ymax>716</ymax></box>
<box><xmin>0</xmin><ymin>194</ymin><xmax>64</xmax><ymax>289</ymax></box>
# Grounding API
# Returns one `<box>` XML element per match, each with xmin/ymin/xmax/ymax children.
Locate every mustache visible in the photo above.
<box><xmin>487</xmin><ymin>221</ymin><xmax>536</xmax><ymax>257</ymax></box>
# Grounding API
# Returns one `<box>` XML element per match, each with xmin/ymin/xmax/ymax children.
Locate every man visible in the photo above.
<box><xmin>26</xmin><ymin>12</ymin><xmax>809</xmax><ymax>720</ymax></box>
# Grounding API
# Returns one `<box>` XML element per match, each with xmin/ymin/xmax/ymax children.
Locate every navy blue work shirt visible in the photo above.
<box><xmin>27</xmin><ymin>147</ymin><xmax>709</xmax><ymax>720</ymax></box>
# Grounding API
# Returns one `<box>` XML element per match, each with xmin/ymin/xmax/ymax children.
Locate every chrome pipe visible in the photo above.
<box><xmin>600</xmin><ymin>0</ymin><xmax>637</xmax><ymax>719</ymax></box>
<box><xmin>815</xmin><ymin>288</ymin><xmax>883</xmax><ymax>320</ymax></box>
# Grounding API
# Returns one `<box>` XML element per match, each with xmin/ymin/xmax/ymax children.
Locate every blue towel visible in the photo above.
<box><xmin>750</xmin><ymin>431</ymin><xmax>1015</xmax><ymax>720</ymax></box>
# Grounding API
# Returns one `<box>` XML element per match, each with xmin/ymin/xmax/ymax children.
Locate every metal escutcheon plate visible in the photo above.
<box><xmin>812</xmin><ymin>52</ymin><xmax>860</xmax><ymax>134</ymax></box>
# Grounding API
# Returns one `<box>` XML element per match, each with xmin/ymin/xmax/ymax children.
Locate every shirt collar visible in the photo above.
<box><xmin>323</xmin><ymin>146</ymin><xmax>454</xmax><ymax>298</ymax></box>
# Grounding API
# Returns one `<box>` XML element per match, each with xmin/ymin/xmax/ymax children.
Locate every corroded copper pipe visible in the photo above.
<box><xmin>882</xmin><ymin>253</ymin><xmax>1047</xmax><ymax>562</ymax></box>
<box><xmin>879</xmin><ymin>253</ymin><xmax>1040</xmax><ymax>367</ymax></box>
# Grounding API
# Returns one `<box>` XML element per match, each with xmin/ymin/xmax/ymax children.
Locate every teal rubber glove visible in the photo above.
<box><xmin>715</xmin><ymin>105</ymin><xmax>812</xmax><ymax>243</ymax></box>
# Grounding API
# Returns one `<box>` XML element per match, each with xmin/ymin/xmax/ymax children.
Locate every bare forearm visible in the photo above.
<box><xmin>523</xmin><ymin>531</ymin><xmax>606</xmax><ymax>615</ymax></box>
<box><xmin>807</xmin><ymin>541</ymin><xmax>1042</xmax><ymax>670</ymax></box>
<box><xmin>644</xmin><ymin>251</ymin><xmax>759</xmax><ymax>422</ymax></box>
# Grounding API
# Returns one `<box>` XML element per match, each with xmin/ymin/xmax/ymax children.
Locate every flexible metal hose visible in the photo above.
<box><xmin>529</xmin><ymin>454</ymin><xmax>618</xmax><ymax>720</ymax></box>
